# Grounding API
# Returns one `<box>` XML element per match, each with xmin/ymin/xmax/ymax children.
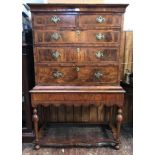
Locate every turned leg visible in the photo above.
<box><xmin>33</xmin><ymin>108</ymin><xmax>40</xmax><ymax>150</ymax></box>
<box><xmin>114</xmin><ymin>108</ymin><xmax>123</xmax><ymax>150</ymax></box>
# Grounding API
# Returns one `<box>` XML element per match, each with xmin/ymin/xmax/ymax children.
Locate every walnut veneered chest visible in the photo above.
<box><xmin>28</xmin><ymin>3</ymin><xmax>128</xmax><ymax>150</ymax></box>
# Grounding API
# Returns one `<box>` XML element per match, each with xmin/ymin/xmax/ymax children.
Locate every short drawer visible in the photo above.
<box><xmin>34</xmin><ymin>30</ymin><xmax>120</xmax><ymax>44</ymax></box>
<box><xmin>79</xmin><ymin>14</ymin><xmax>122</xmax><ymax>27</ymax></box>
<box><xmin>36</xmin><ymin>47</ymin><xmax>118</xmax><ymax>63</ymax></box>
<box><xmin>36</xmin><ymin>47</ymin><xmax>78</xmax><ymax>63</ymax></box>
<box><xmin>79</xmin><ymin>30</ymin><xmax>120</xmax><ymax>44</ymax></box>
<box><xmin>35</xmin><ymin>65</ymin><xmax>118</xmax><ymax>85</ymax></box>
<box><xmin>78</xmin><ymin>66</ymin><xmax>118</xmax><ymax>84</ymax></box>
<box><xmin>33</xmin><ymin>14</ymin><xmax>76</xmax><ymax>28</ymax></box>
<box><xmin>78</xmin><ymin>47</ymin><xmax>118</xmax><ymax>62</ymax></box>
<box><xmin>34</xmin><ymin>30</ymin><xmax>76</xmax><ymax>43</ymax></box>
<box><xmin>36</xmin><ymin>66</ymin><xmax>78</xmax><ymax>85</ymax></box>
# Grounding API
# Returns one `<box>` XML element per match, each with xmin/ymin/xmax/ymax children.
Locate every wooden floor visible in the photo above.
<box><xmin>22</xmin><ymin>126</ymin><xmax>132</xmax><ymax>155</ymax></box>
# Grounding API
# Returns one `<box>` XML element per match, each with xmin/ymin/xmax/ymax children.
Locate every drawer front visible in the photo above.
<box><xmin>78</xmin><ymin>66</ymin><xmax>118</xmax><ymax>84</ymax></box>
<box><xmin>36</xmin><ymin>66</ymin><xmax>78</xmax><ymax>84</ymax></box>
<box><xmin>36</xmin><ymin>47</ymin><xmax>118</xmax><ymax>63</ymax></box>
<box><xmin>34</xmin><ymin>30</ymin><xmax>120</xmax><ymax>44</ymax></box>
<box><xmin>33</xmin><ymin>15</ymin><xmax>76</xmax><ymax>27</ymax></box>
<box><xmin>78</xmin><ymin>47</ymin><xmax>118</xmax><ymax>62</ymax></box>
<box><xmin>36</xmin><ymin>65</ymin><xmax>118</xmax><ymax>85</ymax></box>
<box><xmin>79</xmin><ymin>14</ymin><xmax>122</xmax><ymax>27</ymax></box>
<box><xmin>34</xmin><ymin>30</ymin><xmax>76</xmax><ymax>44</ymax></box>
<box><xmin>79</xmin><ymin>30</ymin><xmax>120</xmax><ymax>44</ymax></box>
<box><xmin>31</xmin><ymin>93</ymin><xmax>124</xmax><ymax>107</ymax></box>
<box><xmin>36</xmin><ymin>47</ymin><xmax>78</xmax><ymax>63</ymax></box>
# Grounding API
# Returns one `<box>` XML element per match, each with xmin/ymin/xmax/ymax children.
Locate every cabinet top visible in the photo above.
<box><xmin>27</xmin><ymin>3</ymin><xmax>128</xmax><ymax>13</ymax></box>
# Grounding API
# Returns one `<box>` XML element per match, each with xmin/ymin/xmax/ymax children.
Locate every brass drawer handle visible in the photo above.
<box><xmin>52</xmin><ymin>71</ymin><xmax>63</xmax><ymax>79</ymax></box>
<box><xmin>51</xmin><ymin>51</ymin><xmax>61</xmax><ymax>60</ymax></box>
<box><xmin>75</xmin><ymin>67</ymin><xmax>80</xmax><ymax>72</ymax></box>
<box><xmin>96</xmin><ymin>33</ymin><xmax>105</xmax><ymax>40</ymax></box>
<box><xmin>51</xmin><ymin>16</ymin><xmax>61</xmax><ymax>23</ymax></box>
<box><xmin>96</xmin><ymin>51</ymin><xmax>104</xmax><ymax>58</ymax></box>
<box><xmin>94</xmin><ymin>71</ymin><xmax>103</xmax><ymax>79</ymax></box>
<box><xmin>96</xmin><ymin>16</ymin><xmax>105</xmax><ymax>23</ymax></box>
<box><xmin>76</xmin><ymin>48</ymin><xmax>80</xmax><ymax>53</ymax></box>
<box><xmin>76</xmin><ymin>30</ymin><xmax>80</xmax><ymax>36</ymax></box>
<box><xmin>51</xmin><ymin>32</ymin><xmax>61</xmax><ymax>40</ymax></box>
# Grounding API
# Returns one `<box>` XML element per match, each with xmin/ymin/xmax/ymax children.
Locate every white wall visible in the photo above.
<box><xmin>23</xmin><ymin>0</ymin><xmax>46</xmax><ymax>3</ymax></box>
<box><xmin>123</xmin><ymin>3</ymin><xmax>133</xmax><ymax>31</ymax></box>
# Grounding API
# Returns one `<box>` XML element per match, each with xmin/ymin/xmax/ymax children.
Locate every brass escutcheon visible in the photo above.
<box><xmin>52</xmin><ymin>71</ymin><xmax>63</xmax><ymax>79</ymax></box>
<box><xmin>96</xmin><ymin>16</ymin><xmax>105</xmax><ymax>23</ymax></box>
<box><xmin>77</xmin><ymin>48</ymin><xmax>80</xmax><ymax>53</ymax></box>
<box><xmin>51</xmin><ymin>16</ymin><xmax>61</xmax><ymax>23</ymax></box>
<box><xmin>76</xmin><ymin>67</ymin><xmax>80</xmax><ymax>72</ymax></box>
<box><xmin>51</xmin><ymin>51</ymin><xmax>61</xmax><ymax>60</ymax></box>
<box><xmin>76</xmin><ymin>30</ymin><xmax>80</xmax><ymax>36</ymax></box>
<box><xmin>96</xmin><ymin>33</ymin><xmax>105</xmax><ymax>40</ymax></box>
<box><xmin>94</xmin><ymin>71</ymin><xmax>103</xmax><ymax>79</ymax></box>
<box><xmin>96</xmin><ymin>51</ymin><xmax>104</xmax><ymax>58</ymax></box>
<box><xmin>51</xmin><ymin>32</ymin><xmax>61</xmax><ymax>40</ymax></box>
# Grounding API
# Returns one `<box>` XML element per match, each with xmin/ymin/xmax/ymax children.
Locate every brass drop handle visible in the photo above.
<box><xmin>76</xmin><ymin>48</ymin><xmax>80</xmax><ymax>53</ymax></box>
<box><xmin>51</xmin><ymin>16</ymin><xmax>61</xmax><ymax>23</ymax></box>
<box><xmin>52</xmin><ymin>71</ymin><xmax>63</xmax><ymax>79</ymax></box>
<box><xmin>94</xmin><ymin>71</ymin><xmax>103</xmax><ymax>79</ymax></box>
<box><xmin>96</xmin><ymin>16</ymin><xmax>105</xmax><ymax>23</ymax></box>
<box><xmin>76</xmin><ymin>30</ymin><xmax>80</xmax><ymax>36</ymax></box>
<box><xmin>96</xmin><ymin>33</ymin><xmax>105</xmax><ymax>40</ymax></box>
<box><xmin>75</xmin><ymin>67</ymin><xmax>80</xmax><ymax>72</ymax></box>
<box><xmin>51</xmin><ymin>32</ymin><xmax>61</xmax><ymax>40</ymax></box>
<box><xmin>51</xmin><ymin>51</ymin><xmax>61</xmax><ymax>60</ymax></box>
<box><xmin>96</xmin><ymin>51</ymin><xmax>104</xmax><ymax>58</ymax></box>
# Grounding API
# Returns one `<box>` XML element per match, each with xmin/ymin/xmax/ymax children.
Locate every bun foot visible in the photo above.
<box><xmin>34</xmin><ymin>144</ymin><xmax>40</xmax><ymax>150</ymax></box>
<box><xmin>114</xmin><ymin>144</ymin><xmax>120</xmax><ymax>150</ymax></box>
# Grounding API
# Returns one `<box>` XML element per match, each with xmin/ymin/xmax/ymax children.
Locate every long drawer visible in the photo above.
<box><xmin>35</xmin><ymin>47</ymin><xmax>118</xmax><ymax>63</ymax></box>
<box><xmin>34</xmin><ymin>30</ymin><xmax>120</xmax><ymax>44</ymax></box>
<box><xmin>35</xmin><ymin>65</ymin><xmax>119</xmax><ymax>85</ymax></box>
<box><xmin>31</xmin><ymin>92</ymin><xmax>124</xmax><ymax>107</ymax></box>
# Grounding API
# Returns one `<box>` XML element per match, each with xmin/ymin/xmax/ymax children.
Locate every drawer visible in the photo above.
<box><xmin>31</xmin><ymin>92</ymin><xmax>124</xmax><ymax>107</ymax></box>
<box><xmin>36</xmin><ymin>66</ymin><xmax>78</xmax><ymax>85</ymax></box>
<box><xmin>78</xmin><ymin>66</ymin><xmax>118</xmax><ymax>84</ymax></box>
<box><xmin>34</xmin><ymin>30</ymin><xmax>76</xmax><ymax>44</ymax></box>
<box><xmin>36</xmin><ymin>47</ymin><xmax>78</xmax><ymax>63</ymax></box>
<box><xmin>79</xmin><ymin>14</ymin><xmax>122</xmax><ymax>27</ymax></box>
<box><xmin>36</xmin><ymin>47</ymin><xmax>118</xmax><ymax>63</ymax></box>
<box><xmin>78</xmin><ymin>47</ymin><xmax>118</xmax><ymax>62</ymax></box>
<box><xmin>33</xmin><ymin>14</ymin><xmax>76</xmax><ymax>28</ymax></box>
<box><xmin>34</xmin><ymin>30</ymin><xmax>120</xmax><ymax>44</ymax></box>
<box><xmin>79</xmin><ymin>30</ymin><xmax>120</xmax><ymax>44</ymax></box>
<box><xmin>36</xmin><ymin>65</ymin><xmax>118</xmax><ymax>85</ymax></box>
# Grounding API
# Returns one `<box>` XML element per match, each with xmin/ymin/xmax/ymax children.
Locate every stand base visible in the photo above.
<box><xmin>34</xmin><ymin>123</ymin><xmax>119</xmax><ymax>149</ymax></box>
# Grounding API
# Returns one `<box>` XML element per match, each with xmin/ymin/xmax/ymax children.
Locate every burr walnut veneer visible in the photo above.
<box><xmin>28</xmin><ymin>3</ymin><xmax>128</xmax><ymax>150</ymax></box>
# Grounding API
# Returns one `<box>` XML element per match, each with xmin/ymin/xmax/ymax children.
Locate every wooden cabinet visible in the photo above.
<box><xmin>28</xmin><ymin>3</ymin><xmax>128</xmax><ymax>150</ymax></box>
